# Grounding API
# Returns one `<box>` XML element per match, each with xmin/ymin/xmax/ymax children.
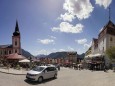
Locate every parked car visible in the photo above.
<box><xmin>26</xmin><ymin>66</ymin><xmax>58</xmax><ymax>82</ymax></box>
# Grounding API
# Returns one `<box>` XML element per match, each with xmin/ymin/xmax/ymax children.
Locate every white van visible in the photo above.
<box><xmin>26</xmin><ymin>66</ymin><xmax>58</xmax><ymax>82</ymax></box>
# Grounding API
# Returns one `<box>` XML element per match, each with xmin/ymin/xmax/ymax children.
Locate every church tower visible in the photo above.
<box><xmin>12</xmin><ymin>21</ymin><xmax>21</xmax><ymax>54</ymax></box>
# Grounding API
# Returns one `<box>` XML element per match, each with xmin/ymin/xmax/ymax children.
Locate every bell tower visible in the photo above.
<box><xmin>12</xmin><ymin>20</ymin><xmax>21</xmax><ymax>54</ymax></box>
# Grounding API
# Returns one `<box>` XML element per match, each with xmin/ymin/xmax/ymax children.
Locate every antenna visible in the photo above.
<box><xmin>109</xmin><ymin>7</ymin><xmax>111</xmax><ymax>20</ymax></box>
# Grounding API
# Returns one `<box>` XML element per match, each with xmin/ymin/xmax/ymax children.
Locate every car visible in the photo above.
<box><xmin>26</xmin><ymin>66</ymin><xmax>58</xmax><ymax>82</ymax></box>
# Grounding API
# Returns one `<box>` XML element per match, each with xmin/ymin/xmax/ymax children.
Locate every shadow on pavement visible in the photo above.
<box><xmin>24</xmin><ymin>78</ymin><xmax>57</xmax><ymax>85</ymax></box>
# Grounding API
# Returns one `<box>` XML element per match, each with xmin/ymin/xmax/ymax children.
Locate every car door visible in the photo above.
<box><xmin>49</xmin><ymin>67</ymin><xmax>56</xmax><ymax>77</ymax></box>
<box><xmin>43</xmin><ymin>67</ymin><xmax>52</xmax><ymax>79</ymax></box>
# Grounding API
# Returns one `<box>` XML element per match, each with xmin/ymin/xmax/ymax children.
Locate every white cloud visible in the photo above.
<box><xmin>38</xmin><ymin>39</ymin><xmax>55</xmax><ymax>45</ymax></box>
<box><xmin>59</xmin><ymin>49</ymin><xmax>66</xmax><ymax>51</ymax></box>
<box><xmin>50</xmin><ymin>36</ymin><xmax>56</xmax><ymax>39</ymax></box>
<box><xmin>52</xmin><ymin>22</ymin><xmax>83</xmax><ymax>33</ymax></box>
<box><xmin>63</xmin><ymin>0</ymin><xmax>94</xmax><ymax>20</ymax></box>
<box><xmin>58</xmin><ymin>13</ymin><xmax>75</xmax><ymax>22</ymax></box>
<box><xmin>84</xmin><ymin>41</ymin><xmax>92</xmax><ymax>49</ymax></box>
<box><xmin>75</xmin><ymin>38</ymin><xmax>87</xmax><ymax>44</ymax></box>
<box><xmin>95</xmin><ymin>0</ymin><xmax>112</xmax><ymax>9</ymax></box>
<box><xmin>34</xmin><ymin>49</ymin><xmax>51</xmax><ymax>55</ymax></box>
<box><xmin>67</xmin><ymin>46</ymin><xmax>74</xmax><ymax>51</ymax></box>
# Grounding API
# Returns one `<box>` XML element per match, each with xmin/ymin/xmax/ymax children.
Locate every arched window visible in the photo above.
<box><xmin>15</xmin><ymin>50</ymin><xmax>17</xmax><ymax>53</ymax></box>
<box><xmin>15</xmin><ymin>41</ymin><xmax>17</xmax><ymax>46</ymax></box>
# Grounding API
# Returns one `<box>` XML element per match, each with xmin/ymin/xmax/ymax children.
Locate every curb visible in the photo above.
<box><xmin>0</xmin><ymin>70</ymin><xmax>26</xmax><ymax>75</ymax></box>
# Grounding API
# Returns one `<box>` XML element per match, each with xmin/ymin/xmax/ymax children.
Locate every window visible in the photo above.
<box><xmin>15</xmin><ymin>50</ymin><xmax>17</xmax><ymax>53</ymax></box>
<box><xmin>46</xmin><ymin>67</ymin><xmax>56</xmax><ymax>72</ymax></box>
<box><xmin>110</xmin><ymin>37</ymin><xmax>113</xmax><ymax>41</ymax></box>
<box><xmin>9</xmin><ymin>50</ymin><xmax>11</xmax><ymax>54</ymax></box>
<box><xmin>4</xmin><ymin>51</ymin><xmax>7</xmax><ymax>55</ymax></box>
<box><xmin>0</xmin><ymin>51</ymin><xmax>2</xmax><ymax>55</ymax></box>
<box><xmin>103</xmin><ymin>47</ymin><xmax>104</xmax><ymax>52</ymax></box>
<box><xmin>15</xmin><ymin>41</ymin><xmax>17</xmax><ymax>46</ymax></box>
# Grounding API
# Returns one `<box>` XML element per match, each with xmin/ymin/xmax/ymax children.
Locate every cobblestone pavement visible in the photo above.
<box><xmin>0</xmin><ymin>67</ymin><xmax>115</xmax><ymax>86</ymax></box>
<box><xmin>0</xmin><ymin>67</ymin><xmax>27</xmax><ymax>75</ymax></box>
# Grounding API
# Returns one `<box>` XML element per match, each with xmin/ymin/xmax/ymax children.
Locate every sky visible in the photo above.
<box><xmin>0</xmin><ymin>0</ymin><xmax>115</xmax><ymax>56</ymax></box>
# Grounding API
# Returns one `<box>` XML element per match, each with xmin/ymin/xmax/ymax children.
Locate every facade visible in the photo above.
<box><xmin>91</xmin><ymin>20</ymin><xmax>115</xmax><ymax>55</ymax></box>
<box><xmin>0</xmin><ymin>21</ymin><xmax>21</xmax><ymax>59</ymax></box>
<box><xmin>39</xmin><ymin>52</ymin><xmax>77</xmax><ymax>66</ymax></box>
<box><xmin>98</xmin><ymin>21</ymin><xmax>115</xmax><ymax>54</ymax></box>
<box><xmin>67</xmin><ymin>52</ymin><xmax>77</xmax><ymax>63</ymax></box>
<box><xmin>89</xmin><ymin>20</ymin><xmax>115</xmax><ymax>66</ymax></box>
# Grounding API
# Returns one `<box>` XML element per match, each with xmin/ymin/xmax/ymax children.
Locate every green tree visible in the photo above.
<box><xmin>106</xmin><ymin>47</ymin><xmax>115</xmax><ymax>60</ymax></box>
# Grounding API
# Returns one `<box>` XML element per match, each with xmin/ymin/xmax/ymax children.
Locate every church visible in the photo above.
<box><xmin>0</xmin><ymin>21</ymin><xmax>22</xmax><ymax>59</ymax></box>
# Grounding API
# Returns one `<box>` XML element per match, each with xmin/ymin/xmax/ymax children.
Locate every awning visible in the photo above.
<box><xmin>85</xmin><ymin>53</ymin><xmax>103</xmax><ymax>58</ymax></box>
<box><xmin>93</xmin><ymin>53</ymin><xmax>102</xmax><ymax>57</ymax></box>
<box><xmin>85</xmin><ymin>54</ymin><xmax>93</xmax><ymax>58</ymax></box>
<box><xmin>19</xmin><ymin>59</ymin><xmax>30</xmax><ymax>62</ymax></box>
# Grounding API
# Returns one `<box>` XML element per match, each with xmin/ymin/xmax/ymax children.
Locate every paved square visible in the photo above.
<box><xmin>0</xmin><ymin>67</ymin><xmax>115</xmax><ymax>86</ymax></box>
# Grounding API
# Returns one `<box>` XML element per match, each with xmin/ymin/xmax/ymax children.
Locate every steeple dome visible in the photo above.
<box><xmin>13</xmin><ymin>20</ymin><xmax>20</xmax><ymax>36</ymax></box>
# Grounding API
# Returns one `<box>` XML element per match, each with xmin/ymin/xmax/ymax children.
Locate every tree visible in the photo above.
<box><xmin>106</xmin><ymin>46</ymin><xmax>115</xmax><ymax>60</ymax></box>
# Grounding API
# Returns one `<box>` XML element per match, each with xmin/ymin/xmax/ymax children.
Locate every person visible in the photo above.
<box><xmin>57</xmin><ymin>64</ymin><xmax>60</xmax><ymax>71</ymax></box>
<box><xmin>104</xmin><ymin>65</ymin><xmax>108</xmax><ymax>72</ymax></box>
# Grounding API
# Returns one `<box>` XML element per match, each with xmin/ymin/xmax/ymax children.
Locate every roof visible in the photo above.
<box><xmin>92</xmin><ymin>38</ymin><xmax>98</xmax><ymax>48</ymax></box>
<box><xmin>7</xmin><ymin>53</ymin><xmax>25</xmax><ymax>60</ymax></box>
<box><xmin>98</xmin><ymin>20</ymin><xmax>115</xmax><ymax>38</ymax></box>
<box><xmin>93</xmin><ymin>38</ymin><xmax>98</xmax><ymax>43</ymax></box>
<box><xmin>0</xmin><ymin>44</ymin><xmax>12</xmax><ymax>48</ymax></box>
<box><xmin>13</xmin><ymin>20</ymin><xmax>20</xmax><ymax>36</ymax></box>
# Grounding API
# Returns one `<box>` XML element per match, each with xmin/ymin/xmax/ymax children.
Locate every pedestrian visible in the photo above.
<box><xmin>104</xmin><ymin>65</ymin><xmax>108</xmax><ymax>72</ymax></box>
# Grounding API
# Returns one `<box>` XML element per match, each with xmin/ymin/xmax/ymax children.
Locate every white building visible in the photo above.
<box><xmin>90</xmin><ymin>20</ymin><xmax>115</xmax><ymax>66</ymax></box>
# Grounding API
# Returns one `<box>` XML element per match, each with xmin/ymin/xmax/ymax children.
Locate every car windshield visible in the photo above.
<box><xmin>32</xmin><ymin>66</ymin><xmax>45</xmax><ymax>72</ymax></box>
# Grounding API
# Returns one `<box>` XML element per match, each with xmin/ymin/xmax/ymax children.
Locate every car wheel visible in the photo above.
<box><xmin>38</xmin><ymin>76</ymin><xmax>43</xmax><ymax>83</ymax></box>
<box><xmin>54</xmin><ymin>74</ymin><xmax>57</xmax><ymax>79</ymax></box>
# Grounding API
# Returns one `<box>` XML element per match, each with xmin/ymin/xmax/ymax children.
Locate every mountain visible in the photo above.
<box><xmin>77</xmin><ymin>53</ymin><xmax>85</xmax><ymax>59</ymax></box>
<box><xmin>21</xmin><ymin>49</ymin><xmax>34</xmax><ymax>58</ymax></box>
<box><xmin>36</xmin><ymin>52</ymin><xmax>85</xmax><ymax>60</ymax></box>
<box><xmin>46</xmin><ymin>52</ymin><xmax>68</xmax><ymax>59</ymax></box>
<box><xmin>35</xmin><ymin>54</ymin><xmax>47</xmax><ymax>58</ymax></box>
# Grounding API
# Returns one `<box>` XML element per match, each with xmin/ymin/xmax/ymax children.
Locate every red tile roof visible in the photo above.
<box><xmin>7</xmin><ymin>53</ymin><xmax>25</xmax><ymax>60</ymax></box>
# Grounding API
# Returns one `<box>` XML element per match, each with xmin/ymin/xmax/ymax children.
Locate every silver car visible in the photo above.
<box><xmin>26</xmin><ymin>66</ymin><xmax>58</xmax><ymax>82</ymax></box>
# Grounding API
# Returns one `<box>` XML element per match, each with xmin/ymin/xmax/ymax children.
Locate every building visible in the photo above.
<box><xmin>98</xmin><ymin>20</ymin><xmax>115</xmax><ymax>54</ymax></box>
<box><xmin>86</xmin><ymin>20</ymin><xmax>115</xmax><ymax>67</ymax></box>
<box><xmin>0</xmin><ymin>21</ymin><xmax>21</xmax><ymax>60</ymax></box>
<box><xmin>67</xmin><ymin>52</ymin><xmax>77</xmax><ymax>63</ymax></box>
<box><xmin>91</xmin><ymin>20</ymin><xmax>115</xmax><ymax>55</ymax></box>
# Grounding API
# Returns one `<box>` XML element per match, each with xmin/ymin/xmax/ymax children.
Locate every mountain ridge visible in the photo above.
<box><xmin>35</xmin><ymin>52</ymin><xmax>85</xmax><ymax>59</ymax></box>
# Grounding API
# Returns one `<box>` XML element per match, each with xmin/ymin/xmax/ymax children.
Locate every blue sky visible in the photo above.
<box><xmin>0</xmin><ymin>0</ymin><xmax>115</xmax><ymax>55</ymax></box>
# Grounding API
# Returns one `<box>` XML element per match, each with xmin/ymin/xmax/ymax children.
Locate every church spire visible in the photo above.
<box><xmin>13</xmin><ymin>20</ymin><xmax>20</xmax><ymax>36</ymax></box>
<box><xmin>15</xmin><ymin>20</ymin><xmax>19</xmax><ymax>32</ymax></box>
